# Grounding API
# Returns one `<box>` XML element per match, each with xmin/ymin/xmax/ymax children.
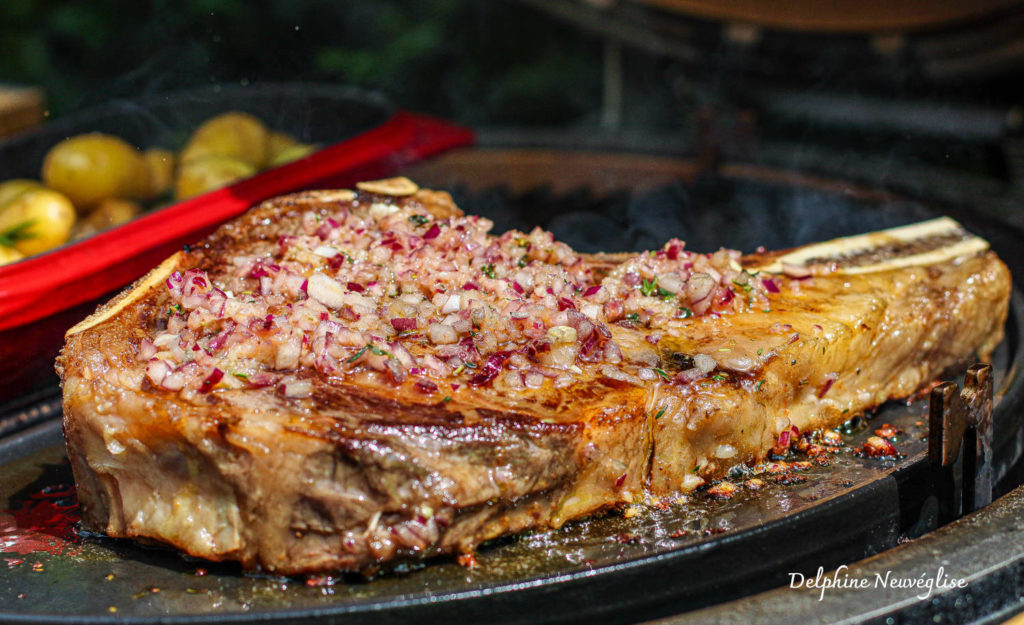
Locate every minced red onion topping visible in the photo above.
<box><xmin>143</xmin><ymin>194</ymin><xmax>777</xmax><ymax>397</ymax></box>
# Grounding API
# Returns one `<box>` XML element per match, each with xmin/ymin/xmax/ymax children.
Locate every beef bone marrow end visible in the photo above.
<box><xmin>56</xmin><ymin>178</ymin><xmax>1011</xmax><ymax>574</ymax></box>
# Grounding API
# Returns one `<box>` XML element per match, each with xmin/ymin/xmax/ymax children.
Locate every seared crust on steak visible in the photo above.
<box><xmin>57</xmin><ymin>183</ymin><xmax>1011</xmax><ymax>574</ymax></box>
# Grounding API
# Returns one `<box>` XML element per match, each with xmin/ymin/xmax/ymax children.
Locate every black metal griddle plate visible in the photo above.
<box><xmin>0</xmin><ymin>293</ymin><xmax>1021</xmax><ymax>625</ymax></box>
<box><xmin>2</xmin><ymin>170</ymin><xmax>1024</xmax><ymax>624</ymax></box>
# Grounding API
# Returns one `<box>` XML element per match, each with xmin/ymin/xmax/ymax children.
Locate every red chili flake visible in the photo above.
<box><xmin>762</xmin><ymin>278</ymin><xmax>780</xmax><ymax>293</ymax></box>
<box><xmin>457</xmin><ymin>552</ymin><xmax>479</xmax><ymax>568</ymax></box>
<box><xmin>327</xmin><ymin>255</ymin><xmax>345</xmax><ymax>270</ymax></box>
<box><xmin>194</xmin><ymin>568</ymin><xmax>207</xmax><ymax>577</ymax></box>
<box><xmin>511</xmin><ymin>281</ymin><xmax>524</xmax><ymax>294</ymax></box>
<box><xmin>557</xmin><ymin>297</ymin><xmax>577</xmax><ymax>311</ymax></box>
<box><xmin>670</xmin><ymin>529</ymin><xmax>690</xmax><ymax>539</ymax></box>
<box><xmin>300</xmin><ymin>279</ymin><xmax>308</xmax><ymax>294</ymax></box>
<box><xmin>391</xmin><ymin>318</ymin><xmax>417</xmax><ymax>331</ymax></box>
<box><xmin>199</xmin><ymin>369</ymin><xmax>224</xmax><ymax>393</ymax></box>
<box><xmin>423</xmin><ymin>224</ymin><xmax>441</xmax><ymax>240</ymax></box>
<box><xmin>462</xmin><ymin>282</ymin><xmax>480</xmax><ymax>291</ymax></box>
<box><xmin>718</xmin><ymin>289</ymin><xmax>734</xmax><ymax>305</ymax></box>
<box><xmin>305</xmin><ymin>575</ymin><xmax>337</xmax><ymax>587</ymax></box>
<box><xmin>344</xmin><ymin>282</ymin><xmax>363</xmax><ymax>293</ymax></box>
<box><xmin>787</xmin><ymin>332</ymin><xmax>800</xmax><ymax>345</ymax></box>
<box><xmin>666</xmin><ymin>242</ymin><xmax>681</xmax><ymax>260</ymax></box>
<box><xmin>614</xmin><ymin>473</ymin><xmax>628</xmax><ymax>488</ymax></box>
<box><xmin>583</xmin><ymin>285</ymin><xmax>602</xmax><ymax>297</ymax></box>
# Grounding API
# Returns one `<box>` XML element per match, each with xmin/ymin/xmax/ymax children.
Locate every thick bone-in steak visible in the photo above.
<box><xmin>57</xmin><ymin>179</ymin><xmax>1011</xmax><ymax>574</ymax></box>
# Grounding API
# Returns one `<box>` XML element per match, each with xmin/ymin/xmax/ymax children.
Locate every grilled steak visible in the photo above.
<box><xmin>57</xmin><ymin>179</ymin><xmax>1011</xmax><ymax>574</ymax></box>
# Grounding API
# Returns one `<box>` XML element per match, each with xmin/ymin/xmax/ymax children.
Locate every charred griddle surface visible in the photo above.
<box><xmin>3</xmin><ymin>178</ymin><xmax>1023</xmax><ymax>623</ymax></box>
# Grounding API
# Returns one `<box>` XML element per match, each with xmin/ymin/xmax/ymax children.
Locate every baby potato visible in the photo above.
<box><xmin>268</xmin><ymin>143</ymin><xmax>316</xmax><ymax>168</ymax></box>
<box><xmin>88</xmin><ymin>197</ymin><xmax>141</xmax><ymax>229</ymax></box>
<box><xmin>143</xmin><ymin>148</ymin><xmax>176</xmax><ymax>198</ymax></box>
<box><xmin>42</xmin><ymin>133</ymin><xmax>149</xmax><ymax>209</ymax></box>
<box><xmin>0</xmin><ymin>179</ymin><xmax>44</xmax><ymax>209</ymax></box>
<box><xmin>0</xmin><ymin>188</ymin><xmax>76</xmax><ymax>256</ymax></box>
<box><xmin>267</xmin><ymin>131</ymin><xmax>299</xmax><ymax>158</ymax></box>
<box><xmin>174</xmin><ymin>155</ymin><xmax>256</xmax><ymax>200</ymax></box>
<box><xmin>180</xmin><ymin>112</ymin><xmax>269</xmax><ymax>169</ymax></box>
<box><xmin>0</xmin><ymin>246</ymin><xmax>24</xmax><ymax>266</ymax></box>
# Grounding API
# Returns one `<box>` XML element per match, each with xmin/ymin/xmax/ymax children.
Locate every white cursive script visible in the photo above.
<box><xmin>788</xmin><ymin>565</ymin><xmax>968</xmax><ymax>601</ymax></box>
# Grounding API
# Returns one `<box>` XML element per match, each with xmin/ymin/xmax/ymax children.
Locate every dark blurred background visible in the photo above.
<box><xmin>2</xmin><ymin>0</ymin><xmax>1023</xmax><ymax>224</ymax></box>
<box><xmin>0</xmin><ymin>1</ymin><xmax>603</xmax><ymax>125</ymax></box>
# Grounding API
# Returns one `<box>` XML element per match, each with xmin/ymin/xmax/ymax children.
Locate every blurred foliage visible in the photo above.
<box><xmin>0</xmin><ymin>0</ymin><xmax>603</xmax><ymax>125</ymax></box>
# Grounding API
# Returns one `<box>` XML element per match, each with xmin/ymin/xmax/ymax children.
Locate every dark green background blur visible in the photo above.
<box><xmin>0</xmin><ymin>0</ymin><xmax>603</xmax><ymax>125</ymax></box>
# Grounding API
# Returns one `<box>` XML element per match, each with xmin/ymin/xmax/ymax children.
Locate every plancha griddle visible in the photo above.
<box><xmin>3</xmin><ymin>154</ymin><xmax>1024</xmax><ymax>624</ymax></box>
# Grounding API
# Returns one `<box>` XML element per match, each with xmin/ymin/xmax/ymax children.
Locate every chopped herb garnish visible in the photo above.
<box><xmin>654</xmin><ymin>408</ymin><xmax>666</xmax><ymax>420</ymax></box>
<box><xmin>482</xmin><ymin>264</ymin><xmax>496</xmax><ymax>279</ymax></box>
<box><xmin>653</xmin><ymin>368</ymin><xmax>669</xmax><ymax>380</ymax></box>
<box><xmin>232</xmin><ymin>372</ymin><xmax>249</xmax><ymax>380</ymax></box>
<box><xmin>756</xmin><ymin>380</ymin><xmax>764</xmax><ymax>391</ymax></box>
<box><xmin>408</xmin><ymin>214</ymin><xmax>431</xmax><ymax>226</ymax></box>
<box><xmin>342</xmin><ymin>251</ymin><xmax>355</xmax><ymax>264</ymax></box>
<box><xmin>368</xmin><ymin>344</ymin><xmax>393</xmax><ymax>358</ymax></box>
<box><xmin>679</xmin><ymin>307</ymin><xmax>693</xmax><ymax>319</ymax></box>
<box><xmin>640</xmin><ymin>277</ymin><xmax>658</xmax><ymax>297</ymax></box>
<box><xmin>757</xmin><ymin>348</ymin><xmax>763</xmax><ymax>355</ymax></box>
<box><xmin>518</xmin><ymin>256</ymin><xmax>527</xmax><ymax>268</ymax></box>
<box><xmin>0</xmin><ymin>220</ymin><xmax>35</xmax><ymax>247</ymax></box>
<box><xmin>464</xmin><ymin>361</ymin><xmax>478</xmax><ymax>369</ymax></box>
<box><xmin>658</xmin><ymin>286</ymin><xmax>674</xmax><ymax>300</ymax></box>
<box><xmin>347</xmin><ymin>345</ymin><xmax>369</xmax><ymax>363</ymax></box>
<box><xmin>442</xmin><ymin>396</ymin><xmax>452</xmax><ymax>402</ymax></box>
<box><xmin>453</xmin><ymin>364</ymin><xmax>466</xmax><ymax>375</ymax></box>
<box><xmin>732</xmin><ymin>278</ymin><xmax>753</xmax><ymax>293</ymax></box>
<box><xmin>712</xmin><ymin>374</ymin><xmax>726</xmax><ymax>381</ymax></box>
<box><xmin>625</xmin><ymin>312</ymin><xmax>641</xmax><ymax>324</ymax></box>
